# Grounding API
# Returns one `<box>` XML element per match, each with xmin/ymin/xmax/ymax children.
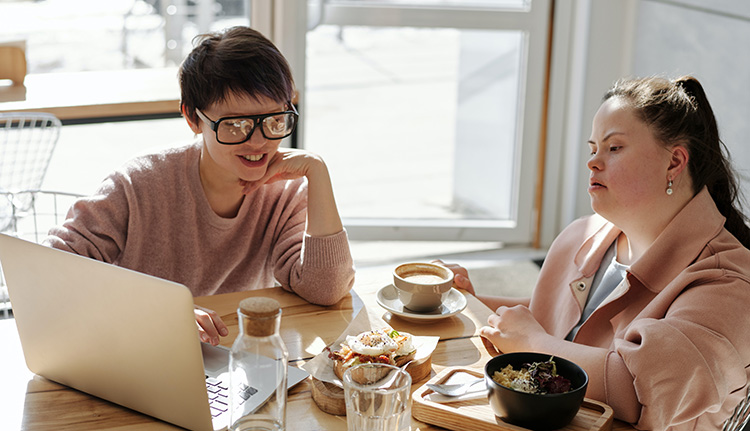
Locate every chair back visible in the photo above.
<box><xmin>0</xmin><ymin>112</ymin><xmax>62</xmax><ymax>227</ymax></box>
<box><xmin>0</xmin><ymin>43</ymin><xmax>27</xmax><ymax>86</ymax></box>
<box><xmin>0</xmin><ymin>112</ymin><xmax>65</xmax><ymax>319</ymax></box>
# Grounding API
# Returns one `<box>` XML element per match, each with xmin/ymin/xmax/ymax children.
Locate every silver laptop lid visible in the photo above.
<box><xmin>0</xmin><ymin>233</ymin><xmax>215</xmax><ymax>431</ymax></box>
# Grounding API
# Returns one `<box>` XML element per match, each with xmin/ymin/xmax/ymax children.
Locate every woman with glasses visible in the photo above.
<box><xmin>45</xmin><ymin>27</ymin><xmax>355</xmax><ymax>346</ymax></box>
<box><xmin>438</xmin><ymin>76</ymin><xmax>750</xmax><ymax>430</ymax></box>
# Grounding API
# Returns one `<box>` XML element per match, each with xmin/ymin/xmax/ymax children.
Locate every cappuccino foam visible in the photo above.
<box><xmin>404</xmin><ymin>274</ymin><xmax>447</xmax><ymax>284</ymax></box>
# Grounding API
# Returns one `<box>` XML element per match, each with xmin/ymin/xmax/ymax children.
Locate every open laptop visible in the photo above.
<box><xmin>0</xmin><ymin>233</ymin><xmax>309</xmax><ymax>431</ymax></box>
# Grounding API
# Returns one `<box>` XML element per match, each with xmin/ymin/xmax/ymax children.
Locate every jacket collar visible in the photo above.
<box><xmin>574</xmin><ymin>187</ymin><xmax>725</xmax><ymax>293</ymax></box>
<box><xmin>573</xmin><ymin>215</ymin><xmax>620</xmax><ymax>278</ymax></box>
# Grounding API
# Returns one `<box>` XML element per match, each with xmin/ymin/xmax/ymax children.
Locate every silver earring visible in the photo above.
<box><xmin>666</xmin><ymin>179</ymin><xmax>673</xmax><ymax>196</ymax></box>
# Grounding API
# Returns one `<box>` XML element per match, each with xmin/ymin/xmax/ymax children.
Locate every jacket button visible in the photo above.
<box><xmin>576</xmin><ymin>281</ymin><xmax>586</xmax><ymax>291</ymax></box>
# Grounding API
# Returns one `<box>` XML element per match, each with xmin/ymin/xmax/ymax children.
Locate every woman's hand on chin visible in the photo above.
<box><xmin>240</xmin><ymin>148</ymin><xmax>321</xmax><ymax>194</ymax></box>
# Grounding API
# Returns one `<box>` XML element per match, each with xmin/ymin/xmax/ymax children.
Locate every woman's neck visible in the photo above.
<box><xmin>615</xmin><ymin>233</ymin><xmax>635</xmax><ymax>266</ymax></box>
<box><xmin>198</xmin><ymin>153</ymin><xmax>245</xmax><ymax>218</ymax></box>
<box><xmin>616</xmin><ymin>215</ymin><xmax>670</xmax><ymax>265</ymax></box>
<box><xmin>615</xmin><ymin>193</ymin><xmax>693</xmax><ymax>265</ymax></box>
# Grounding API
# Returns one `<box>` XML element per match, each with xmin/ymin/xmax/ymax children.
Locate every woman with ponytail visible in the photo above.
<box><xmin>439</xmin><ymin>76</ymin><xmax>750</xmax><ymax>430</ymax></box>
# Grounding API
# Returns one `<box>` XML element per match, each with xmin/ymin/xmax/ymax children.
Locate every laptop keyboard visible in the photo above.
<box><xmin>205</xmin><ymin>375</ymin><xmax>260</xmax><ymax>419</ymax></box>
<box><xmin>206</xmin><ymin>376</ymin><xmax>230</xmax><ymax>418</ymax></box>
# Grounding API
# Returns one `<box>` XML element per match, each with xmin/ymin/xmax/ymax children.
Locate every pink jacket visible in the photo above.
<box><xmin>45</xmin><ymin>143</ymin><xmax>355</xmax><ymax>305</ymax></box>
<box><xmin>530</xmin><ymin>188</ymin><xmax>750</xmax><ymax>430</ymax></box>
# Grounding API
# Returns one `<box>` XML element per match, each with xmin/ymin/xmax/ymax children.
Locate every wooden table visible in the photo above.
<box><xmin>0</xmin><ymin>268</ymin><xmax>636</xmax><ymax>430</ymax></box>
<box><xmin>0</xmin><ymin>68</ymin><xmax>181</xmax><ymax>124</ymax></box>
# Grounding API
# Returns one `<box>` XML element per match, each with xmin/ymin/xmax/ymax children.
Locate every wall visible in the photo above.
<box><xmin>631</xmin><ymin>0</ymin><xmax>750</xmax><ymax>203</ymax></box>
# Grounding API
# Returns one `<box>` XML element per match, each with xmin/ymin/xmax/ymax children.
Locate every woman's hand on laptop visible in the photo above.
<box><xmin>194</xmin><ymin>305</ymin><xmax>229</xmax><ymax>346</ymax></box>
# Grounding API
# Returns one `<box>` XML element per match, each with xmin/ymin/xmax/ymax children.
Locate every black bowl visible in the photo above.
<box><xmin>484</xmin><ymin>352</ymin><xmax>588</xmax><ymax>431</ymax></box>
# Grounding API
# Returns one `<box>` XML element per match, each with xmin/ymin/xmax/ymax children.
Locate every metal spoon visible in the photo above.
<box><xmin>426</xmin><ymin>377</ymin><xmax>486</xmax><ymax>397</ymax></box>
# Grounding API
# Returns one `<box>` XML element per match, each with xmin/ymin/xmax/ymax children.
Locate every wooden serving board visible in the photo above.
<box><xmin>311</xmin><ymin>354</ymin><xmax>432</xmax><ymax>416</ymax></box>
<box><xmin>412</xmin><ymin>368</ymin><xmax>614</xmax><ymax>431</ymax></box>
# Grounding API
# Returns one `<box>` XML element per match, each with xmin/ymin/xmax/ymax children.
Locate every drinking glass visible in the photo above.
<box><xmin>343</xmin><ymin>363</ymin><xmax>412</xmax><ymax>431</ymax></box>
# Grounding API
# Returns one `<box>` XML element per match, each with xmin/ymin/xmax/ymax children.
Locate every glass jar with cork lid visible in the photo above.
<box><xmin>229</xmin><ymin>297</ymin><xmax>288</xmax><ymax>431</ymax></box>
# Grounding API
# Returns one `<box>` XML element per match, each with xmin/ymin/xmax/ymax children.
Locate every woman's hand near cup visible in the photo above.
<box><xmin>432</xmin><ymin>259</ymin><xmax>531</xmax><ymax>311</ymax></box>
<box><xmin>431</xmin><ymin>259</ymin><xmax>476</xmax><ymax>295</ymax></box>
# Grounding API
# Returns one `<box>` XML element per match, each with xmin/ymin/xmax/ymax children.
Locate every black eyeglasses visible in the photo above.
<box><xmin>195</xmin><ymin>104</ymin><xmax>298</xmax><ymax>145</ymax></box>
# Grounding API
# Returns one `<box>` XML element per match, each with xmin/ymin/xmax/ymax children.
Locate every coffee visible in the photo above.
<box><xmin>403</xmin><ymin>274</ymin><xmax>447</xmax><ymax>284</ymax></box>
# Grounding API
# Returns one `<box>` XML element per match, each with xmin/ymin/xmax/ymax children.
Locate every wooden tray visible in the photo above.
<box><xmin>413</xmin><ymin>368</ymin><xmax>613</xmax><ymax>431</ymax></box>
<box><xmin>311</xmin><ymin>353</ymin><xmax>432</xmax><ymax>416</ymax></box>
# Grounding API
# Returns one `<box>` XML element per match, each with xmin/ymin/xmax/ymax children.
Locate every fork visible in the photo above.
<box><xmin>426</xmin><ymin>377</ymin><xmax>486</xmax><ymax>397</ymax></box>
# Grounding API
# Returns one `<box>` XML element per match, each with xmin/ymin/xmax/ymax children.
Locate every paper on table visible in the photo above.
<box><xmin>302</xmin><ymin>306</ymin><xmax>439</xmax><ymax>388</ymax></box>
<box><xmin>422</xmin><ymin>368</ymin><xmax>489</xmax><ymax>404</ymax></box>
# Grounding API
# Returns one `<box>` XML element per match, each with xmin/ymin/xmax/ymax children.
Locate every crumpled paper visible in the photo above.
<box><xmin>302</xmin><ymin>306</ymin><xmax>439</xmax><ymax>388</ymax></box>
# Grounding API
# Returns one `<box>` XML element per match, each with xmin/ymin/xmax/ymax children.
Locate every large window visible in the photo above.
<box><xmin>1</xmin><ymin>0</ymin><xmax>552</xmax><ymax>246</ymax></box>
<box><xmin>275</xmin><ymin>0</ymin><xmax>552</xmax><ymax>242</ymax></box>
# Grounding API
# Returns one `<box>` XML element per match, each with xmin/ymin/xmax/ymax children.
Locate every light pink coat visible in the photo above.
<box><xmin>530</xmin><ymin>188</ymin><xmax>750</xmax><ymax>430</ymax></box>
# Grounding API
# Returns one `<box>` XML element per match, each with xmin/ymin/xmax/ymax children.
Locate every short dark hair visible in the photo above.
<box><xmin>179</xmin><ymin>26</ymin><xmax>295</xmax><ymax>124</ymax></box>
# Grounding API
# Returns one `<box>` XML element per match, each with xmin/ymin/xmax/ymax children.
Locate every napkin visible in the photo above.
<box><xmin>302</xmin><ymin>306</ymin><xmax>439</xmax><ymax>388</ymax></box>
<box><xmin>422</xmin><ymin>369</ymin><xmax>489</xmax><ymax>404</ymax></box>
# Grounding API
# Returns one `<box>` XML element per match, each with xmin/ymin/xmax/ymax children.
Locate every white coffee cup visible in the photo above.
<box><xmin>392</xmin><ymin>262</ymin><xmax>453</xmax><ymax>312</ymax></box>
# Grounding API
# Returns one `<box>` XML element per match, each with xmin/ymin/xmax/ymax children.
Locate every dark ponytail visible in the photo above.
<box><xmin>674</xmin><ymin>77</ymin><xmax>750</xmax><ymax>248</ymax></box>
<box><xmin>604</xmin><ymin>76</ymin><xmax>750</xmax><ymax>249</ymax></box>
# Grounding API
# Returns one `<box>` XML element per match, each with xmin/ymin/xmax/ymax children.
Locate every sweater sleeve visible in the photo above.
<box><xmin>268</xmin><ymin>180</ymin><xmax>355</xmax><ymax>306</ymax></box>
<box><xmin>292</xmin><ymin>231</ymin><xmax>355</xmax><ymax>305</ymax></box>
<box><xmin>43</xmin><ymin>172</ymin><xmax>131</xmax><ymax>263</ymax></box>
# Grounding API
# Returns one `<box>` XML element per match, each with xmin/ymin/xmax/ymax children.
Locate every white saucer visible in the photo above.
<box><xmin>376</xmin><ymin>284</ymin><xmax>467</xmax><ymax>321</ymax></box>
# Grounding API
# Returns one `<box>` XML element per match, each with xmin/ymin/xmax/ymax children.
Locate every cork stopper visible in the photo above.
<box><xmin>239</xmin><ymin>297</ymin><xmax>281</xmax><ymax>337</ymax></box>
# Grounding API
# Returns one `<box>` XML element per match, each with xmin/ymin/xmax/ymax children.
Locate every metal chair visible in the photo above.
<box><xmin>0</xmin><ymin>190</ymin><xmax>82</xmax><ymax>319</ymax></box>
<box><xmin>724</xmin><ymin>386</ymin><xmax>750</xmax><ymax>431</ymax></box>
<box><xmin>0</xmin><ymin>112</ymin><xmax>66</xmax><ymax>319</ymax></box>
<box><xmin>0</xmin><ymin>112</ymin><xmax>62</xmax><ymax>233</ymax></box>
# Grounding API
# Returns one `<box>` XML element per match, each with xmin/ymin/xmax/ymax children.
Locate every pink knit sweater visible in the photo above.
<box><xmin>45</xmin><ymin>142</ymin><xmax>355</xmax><ymax>305</ymax></box>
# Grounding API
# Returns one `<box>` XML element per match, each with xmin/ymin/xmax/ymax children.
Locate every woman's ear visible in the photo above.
<box><xmin>181</xmin><ymin>105</ymin><xmax>202</xmax><ymax>135</ymax></box>
<box><xmin>668</xmin><ymin>144</ymin><xmax>689</xmax><ymax>179</ymax></box>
